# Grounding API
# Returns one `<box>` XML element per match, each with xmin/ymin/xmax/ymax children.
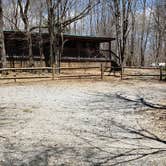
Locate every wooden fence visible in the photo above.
<box><xmin>0</xmin><ymin>65</ymin><xmax>165</xmax><ymax>82</ymax></box>
<box><xmin>121</xmin><ymin>66</ymin><xmax>166</xmax><ymax>81</ymax></box>
<box><xmin>0</xmin><ymin>64</ymin><xmax>104</xmax><ymax>82</ymax></box>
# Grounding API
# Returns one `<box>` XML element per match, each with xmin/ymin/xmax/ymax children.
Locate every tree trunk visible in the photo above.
<box><xmin>129</xmin><ymin>11</ymin><xmax>135</xmax><ymax>66</ymax></box>
<box><xmin>114</xmin><ymin>0</ymin><xmax>121</xmax><ymax>64</ymax></box>
<box><xmin>140</xmin><ymin>0</ymin><xmax>146</xmax><ymax>66</ymax></box>
<box><xmin>46</xmin><ymin>0</ymin><xmax>55</xmax><ymax>68</ymax></box>
<box><xmin>18</xmin><ymin>0</ymin><xmax>33</xmax><ymax>67</ymax></box>
<box><xmin>0</xmin><ymin>0</ymin><xmax>6</xmax><ymax>69</ymax></box>
<box><xmin>27</xmin><ymin>32</ymin><xmax>33</xmax><ymax>66</ymax></box>
<box><xmin>39</xmin><ymin>4</ymin><xmax>44</xmax><ymax>67</ymax></box>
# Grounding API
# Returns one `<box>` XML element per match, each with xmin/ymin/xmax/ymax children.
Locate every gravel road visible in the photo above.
<box><xmin>0</xmin><ymin>80</ymin><xmax>166</xmax><ymax>165</ymax></box>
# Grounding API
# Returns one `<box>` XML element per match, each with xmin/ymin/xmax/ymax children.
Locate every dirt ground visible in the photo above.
<box><xmin>0</xmin><ymin>78</ymin><xmax>166</xmax><ymax>166</ymax></box>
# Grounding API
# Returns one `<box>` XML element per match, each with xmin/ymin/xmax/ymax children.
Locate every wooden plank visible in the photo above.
<box><xmin>52</xmin><ymin>64</ymin><xmax>55</xmax><ymax>80</ymax></box>
<box><xmin>0</xmin><ymin>66</ymin><xmax>99</xmax><ymax>72</ymax></box>
<box><xmin>100</xmin><ymin>64</ymin><xmax>104</xmax><ymax>80</ymax></box>
<box><xmin>0</xmin><ymin>67</ymin><xmax>52</xmax><ymax>71</ymax></box>
<box><xmin>0</xmin><ymin>76</ymin><xmax>51</xmax><ymax>80</ymax></box>
<box><xmin>59</xmin><ymin>67</ymin><xmax>100</xmax><ymax>70</ymax></box>
<box><xmin>61</xmin><ymin>57</ymin><xmax>110</xmax><ymax>62</ymax></box>
<box><xmin>123</xmin><ymin>66</ymin><xmax>159</xmax><ymax>69</ymax></box>
<box><xmin>60</xmin><ymin>74</ymin><xmax>99</xmax><ymax>78</ymax></box>
<box><xmin>124</xmin><ymin>74</ymin><xmax>166</xmax><ymax>77</ymax></box>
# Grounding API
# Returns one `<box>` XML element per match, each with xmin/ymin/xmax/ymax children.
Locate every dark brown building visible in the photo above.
<box><xmin>4</xmin><ymin>31</ymin><xmax>119</xmax><ymax>67</ymax></box>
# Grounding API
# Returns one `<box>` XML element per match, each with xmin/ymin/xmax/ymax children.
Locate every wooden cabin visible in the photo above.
<box><xmin>4</xmin><ymin>31</ymin><xmax>119</xmax><ymax>68</ymax></box>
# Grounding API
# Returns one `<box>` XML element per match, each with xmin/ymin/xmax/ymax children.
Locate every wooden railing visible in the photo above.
<box><xmin>0</xmin><ymin>65</ymin><xmax>165</xmax><ymax>82</ymax></box>
<box><xmin>121</xmin><ymin>66</ymin><xmax>166</xmax><ymax>81</ymax></box>
<box><xmin>0</xmin><ymin>65</ymin><xmax>104</xmax><ymax>82</ymax></box>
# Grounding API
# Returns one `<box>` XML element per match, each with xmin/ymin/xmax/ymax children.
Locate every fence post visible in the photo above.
<box><xmin>120</xmin><ymin>65</ymin><xmax>123</xmax><ymax>80</ymax></box>
<box><xmin>101</xmin><ymin>64</ymin><xmax>104</xmax><ymax>80</ymax></box>
<box><xmin>52</xmin><ymin>64</ymin><xmax>55</xmax><ymax>80</ymax></box>
<box><xmin>14</xmin><ymin>73</ymin><xmax>16</xmax><ymax>82</ymax></box>
<box><xmin>160</xmin><ymin>66</ymin><xmax>162</xmax><ymax>81</ymax></box>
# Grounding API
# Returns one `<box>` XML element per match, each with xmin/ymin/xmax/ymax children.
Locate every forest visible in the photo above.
<box><xmin>0</xmin><ymin>0</ymin><xmax>165</xmax><ymax>68</ymax></box>
<box><xmin>0</xmin><ymin>1</ymin><xmax>166</xmax><ymax>165</ymax></box>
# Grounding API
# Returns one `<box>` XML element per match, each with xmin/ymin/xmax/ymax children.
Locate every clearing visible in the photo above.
<box><xmin>0</xmin><ymin>79</ymin><xmax>166</xmax><ymax>165</ymax></box>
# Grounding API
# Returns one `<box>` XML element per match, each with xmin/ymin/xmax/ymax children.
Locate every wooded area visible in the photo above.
<box><xmin>0</xmin><ymin>1</ymin><xmax>166</xmax><ymax>165</ymax></box>
<box><xmin>0</xmin><ymin>0</ymin><xmax>166</xmax><ymax>68</ymax></box>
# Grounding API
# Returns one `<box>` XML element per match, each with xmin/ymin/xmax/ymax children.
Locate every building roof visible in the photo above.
<box><xmin>63</xmin><ymin>34</ymin><xmax>115</xmax><ymax>42</ymax></box>
<box><xmin>4</xmin><ymin>31</ymin><xmax>115</xmax><ymax>43</ymax></box>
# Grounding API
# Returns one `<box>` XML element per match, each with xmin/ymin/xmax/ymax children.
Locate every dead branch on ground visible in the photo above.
<box><xmin>116</xmin><ymin>93</ymin><xmax>166</xmax><ymax>109</ymax></box>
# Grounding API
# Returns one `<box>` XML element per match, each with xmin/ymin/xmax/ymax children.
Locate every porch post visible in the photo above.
<box><xmin>109</xmin><ymin>41</ymin><xmax>112</xmax><ymax>61</ymax></box>
<box><xmin>77</xmin><ymin>41</ymin><xmax>80</xmax><ymax>60</ymax></box>
<box><xmin>109</xmin><ymin>41</ymin><xmax>112</xmax><ymax>71</ymax></box>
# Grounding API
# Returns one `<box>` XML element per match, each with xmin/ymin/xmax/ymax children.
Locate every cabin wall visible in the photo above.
<box><xmin>63</xmin><ymin>41</ymin><xmax>99</xmax><ymax>58</ymax></box>
<box><xmin>61</xmin><ymin>61</ymin><xmax>110</xmax><ymax>68</ymax></box>
<box><xmin>4</xmin><ymin>32</ymin><xmax>112</xmax><ymax>68</ymax></box>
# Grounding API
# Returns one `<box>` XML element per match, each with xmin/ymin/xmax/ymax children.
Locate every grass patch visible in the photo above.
<box><xmin>23</xmin><ymin>108</ymin><xmax>33</xmax><ymax>113</ymax></box>
<box><xmin>0</xmin><ymin>120</ymin><xmax>13</xmax><ymax>126</ymax></box>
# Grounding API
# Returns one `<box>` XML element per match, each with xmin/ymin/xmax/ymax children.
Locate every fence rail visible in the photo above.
<box><xmin>0</xmin><ymin>67</ymin><xmax>52</xmax><ymax>71</ymax></box>
<box><xmin>0</xmin><ymin>65</ymin><xmax>104</xmax><ymax>82</ymax></box>
<box><xmin>123</xmin><ymin>66</ymin><xmax>160</xmax><ymax>69</ymax></box>
<box><xmin>0</xmin><ymin>65</ymin><xmax>165</xmax><ymax>82</ymax></box>
<box><xmin>121</xmin><ymin>66</ymin><xmax>166</xmax><ymax>81</ymax></box>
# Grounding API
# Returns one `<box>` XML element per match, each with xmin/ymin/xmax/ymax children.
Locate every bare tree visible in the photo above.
<box><xmin>18</xmin><ymin>0</ymin><xmax>34</xmax><ymax>67</ymax></box>
<box><xmin>106</xmin><ymin>0</ymin><xmax>132</xmax><ymax>65</ymax></box>
<box><xmin>153</xmin><ymin>0</ymin><xmax>166</xmax><ymax>63</ymax></box>
<box><xmin>126</xmin><ymin>1</ymin><xmax>137</xmax><ymax>66</ymax></box>
<box><xmin>0</xmin><ymin>0</ymin><xmax>6</xmax><ymax>69</ymax></box>
<box><xmin>46</xmin><ymin>0</ymin><xmax>100</xmax><ymax>68</ymax></box>
<box><xmin>11</xmin><ymin>0</ymin><xmax>19</xmax><ymax>30</ymax></box>
<box><xmin>1</xmin><ymin>0</ymin><xmax>165</xmax><ymax>67</ymax></box>
<box><xmin>140</xmin><ymin>0</ymin><xmax>148</xmax><ymax>66</ymax></box>
<box><xmin>2</xmin><ymin>0</ymin><xmax>20</xmax><ymax>30</ymax></box>
<box><xmin>38</xmin><ymin>2</ymin><xmax>44</xmax><ymax>67</ymax></box>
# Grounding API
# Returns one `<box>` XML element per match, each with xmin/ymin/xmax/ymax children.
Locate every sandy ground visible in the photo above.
<box><xmin>0</xmin><ymin>78</ymin><xmax>166</xmax><ymax>166</ymax></box>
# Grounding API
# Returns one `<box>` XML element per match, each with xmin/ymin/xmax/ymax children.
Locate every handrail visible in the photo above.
<box><xmin>0</xmin><ymin>67</ymin><xmax>52</xmax><ymax>71</ymax></box>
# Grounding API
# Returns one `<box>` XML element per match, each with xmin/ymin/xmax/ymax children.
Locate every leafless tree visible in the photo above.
<box><xmin>105</xmin><ymin>1</ymin><xmax>132</xmax><ymax>65</ymax></box>
<box><xmin>0</xmin><ymin>0</ymin><xmax>6</xmax><ymax>69</ymax></box>
<box><xmin>1</xmin><ymin>0</ymin><xmax>165</xmax><ymax>67</ymax></box>
<box><xmin>125</xmin><ymin>1</ymin><xmax>137</xmax><ymax>66</ymax></box>
<box><xmin>45</xmin><ymin>0</ymin><xmax>100</xmax><ymax>68</ymax></box>
<box><xmin>140</xmin><ymin>0</ymin><xmax>151</xmax><ymax>66</ymax></box>
<box><xmin>18</xmin><ymin>0</ymin><xmax>34</xmax><ymax>67</ymax></box>
<box><xmin>153</xmin><ymin>0</ymin><xmax>166</xmax><ymax>63</ymax></box>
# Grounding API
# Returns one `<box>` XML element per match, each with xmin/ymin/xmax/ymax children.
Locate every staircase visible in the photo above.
<box><xmin>105</xmin><ymin>50</ymin><xmax>121</xmax><ymax>74</ymax></box>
